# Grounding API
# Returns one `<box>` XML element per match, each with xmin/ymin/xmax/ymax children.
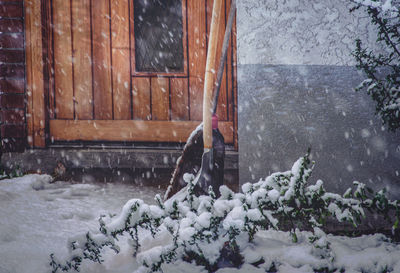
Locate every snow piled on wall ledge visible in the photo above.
<box><xmin>237</xmin><ymin>0</ymin><xmax>384</xmax><ymax>66</ymax></box>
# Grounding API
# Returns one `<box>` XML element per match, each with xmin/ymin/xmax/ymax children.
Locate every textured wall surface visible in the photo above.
<box><xmin>237</xmin><ymin>0</ymin><xmax>381</xmax><ymax>65</ymax></box>
<box><xmin>236</xmin><ymin>1</ymin><xmax>400</xmax><ymax>198</ymax></box>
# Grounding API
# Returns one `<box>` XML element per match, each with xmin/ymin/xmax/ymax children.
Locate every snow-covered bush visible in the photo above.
<box><xmin>49</xmin><ymin>152</ymin><xmax>399</xmax><ymax>272</ymax></box>
<box><xmin>0</xmin><ymin>162</ymin><xmax>23</xmax><ymax>180</ymax></box>
<box><xmin>350</xmin><ymin>0</ymin><xmax>400</xmax><ymax>131</ymax></box>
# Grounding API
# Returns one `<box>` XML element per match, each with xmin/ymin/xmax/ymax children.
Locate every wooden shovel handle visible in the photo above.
<box><xmin>203</xmin><ymin>0</ymin><xmax>224</xmax><ymax>149</ymax></box>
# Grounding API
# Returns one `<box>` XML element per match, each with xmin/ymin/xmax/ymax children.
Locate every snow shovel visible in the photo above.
<box><xmin>192</xmin><ymin>0</ymin><xmax>224</xmax><ymax>196</ymax></box>
<box><xmin>165</xmin><ymin>0</ymin><xmax>236</xmax><ymax>199</ymax></box>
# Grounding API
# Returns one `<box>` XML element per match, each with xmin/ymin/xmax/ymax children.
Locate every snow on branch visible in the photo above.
<box><xmin>350</xmin><ymin>0</ymin><xmax>400</xmax><ymax>131</ymax></box>
<box><xmin>353</xmin><ymin>0</ymin><xmax>399</xmax><ymax>13</ymax></box>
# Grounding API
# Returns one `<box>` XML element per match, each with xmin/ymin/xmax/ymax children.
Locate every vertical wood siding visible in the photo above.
<box><xmin>72</xmin><ymin>0</ymin><xmax>93</xmax><ymax>120</ymax></box>
<box><xmin>46</xmin><ymin>0</ymin><xmax>237</xmax><ymax>144</ymax></box>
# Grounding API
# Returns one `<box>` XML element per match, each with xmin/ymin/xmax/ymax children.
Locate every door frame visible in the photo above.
<box><xmin>25</xmin><ymin>0</ymin><xmax>46</xmax><ymax>148</ymax></box>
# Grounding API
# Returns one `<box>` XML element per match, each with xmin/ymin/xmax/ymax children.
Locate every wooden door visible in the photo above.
<box><xmin>46</xmin><ymin>0</ymin><xmax>237</xmax><ymax>145</ymax></box>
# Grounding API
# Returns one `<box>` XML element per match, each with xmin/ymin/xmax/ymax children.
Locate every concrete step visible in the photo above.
<box><xmin>2</xmin><ymin>148</ymin><xmax>238</xmax><ymax>172</ymax></box>
<box><xmin>1</xmin><ymin>148</ymin><xmax>239</xmax><ymax>191</ymax></box>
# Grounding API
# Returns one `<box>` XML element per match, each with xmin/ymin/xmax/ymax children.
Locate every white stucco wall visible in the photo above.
<box><xmin>237</xmin><ymin>0</ymin><xmax>380</xmax><ymax>65</ymax></box>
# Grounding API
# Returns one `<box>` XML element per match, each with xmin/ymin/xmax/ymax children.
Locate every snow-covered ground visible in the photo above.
<box><xmin>0</xmin><ymin>174</ymin><xmax>162</xmax><ymax>273</ymax></box>
<box><xmin>1</xmin><ymin>175</ymin><xmax>400</xmax><ymax>273</ymax></box>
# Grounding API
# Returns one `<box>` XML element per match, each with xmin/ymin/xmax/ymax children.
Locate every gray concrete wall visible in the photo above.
<box><xmin>237</xmin><ymin>0</ymin><xmax>400</xmax><ymax>198</ymax></box>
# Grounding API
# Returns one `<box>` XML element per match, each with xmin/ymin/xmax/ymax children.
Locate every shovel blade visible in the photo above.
<box><xmin>194</xmin><ymin>148</ymin><xmax>214</xmax><ymax>196</ymax></box>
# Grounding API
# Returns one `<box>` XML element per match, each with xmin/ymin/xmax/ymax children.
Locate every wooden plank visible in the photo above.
<box><xmin>44</xmin><ymin>0</ymin><xmax>55</xmax><ymax>119</ymax></box>
<box><xmin>188</xmin><ymin>0</ymin><xmax>207</xmax><ymax>121</ymax></box>
<box><xmin>217</xmin><ymin>0</ymin><xmax>229</xmax><ymax>122</ymax></box>
<box><xmin>24</xmin><ymin>0</ymin><xmax>33</xmax><ymax>145</ymax></box>
<box><xmin>232</xmin><ymin>12</ymin><xmax>238</xmax><ymax>150</ymax></box>
<box><xmin>92</xmin><ymin>0</ymin><xmax>113</xmax><ymax>120</ymax></box>
<box><xmin>170</xmin><ymin>78</ymin><xmax>189</xmax><ymax>120</ymax></box>
<box><xmin>24</xmin><ymin>0</ymin><xmax>45</xmax><ymax>147</ymax></box>
<box><xmin>132</xmin><ymin>77</ymin><xmax>150</xmax><ymax>120</ymax></box>
<box><xmin>110</xmin><ymin>0</ymin><xmax>129</xmax><ymax>48</ymax></box>
<box><xmin>53</xmin><ymin>0</ymin><xmax>74</xmax><ymax>119</ymax></box>
<box><xmin>181</xmin><ymin>0</ymin><xmax>188</xmax><ymax>76</ymax></box>
<box><xmin>112</xmin><ymin>49</ymin><xmax>131</xmax><ymax>119</ymax></box>
<box><xmin>50</xmin><ymin>120</ymin><xmax>234</xmax><ymax>143</ymax></box>
<box><xmin>151</xmin><ymin>77</ymin><xmax>169</xmax><ymax>121</ymax></box>
<box><xmin>207</xmin><ymin>0</ymin><xmax>227</xmax><ymax>121</ymax></box>
<box><xmin>226</xmin><ymin>0</ymin><xmax>233</xmax><ymax>122</ymax></box>
<box><xmin>72</xmin><ymin>0</ymin><xmax>93</xmax><ymax>120</ymax></box>
<box><xmin>111</xmin><ymin>0</ymin><xmax>130</xmax><ymax>119</ymax></box>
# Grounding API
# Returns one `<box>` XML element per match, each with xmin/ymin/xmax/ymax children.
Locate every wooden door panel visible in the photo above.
<box><xmin>92</xmin><ymin>0</ymin><xmax>113</xmax><ymax>120</ymax></box>
<box><xmin>47</xmin><ymin>0</ymin><xmax>237</xmax><ymax>145</ymax></box>
<box><xmin>111</xmin><ymin>0</ymin><xmax>130</xmax><ymax>47</ymax></box>
<box><xmin>72</xmin><ymin>0</ymin><xmax>93</xmax><ymax>120</ymax></box>
<box><xmin>25</xmin><ymin>0</ymin><xmax>46</xmax><ymax>147</ymax></box>
<box><xmin>132</xmin><ymin>77</ymin><xmax>151</xmax><ymax>120</ymax></box>
<box><xmin>53</xmin><ymin>0</ymin><xmax>74</xmax><ymax>119</ymax></box>
<box><xmin>188</xmin><ymin>0</ymin><xmax>207</xmax><ymax>121</ymax></box>
<box><xmin>112</xmin><ymin>49</ymin><xmax>131</xmax><ymax>119</ymax></box>
<box><xmin>232</xmin><ymin>12</ymin><xmax>238</xmax><ymax>147</ymax></box>
<box><xmin>226</xmin><ymin>0</ymin><xmax>234</xmax><ymax>122</ymax></box>
<box><xmin>111</xmin><ymin>0</ymin><xmax>131</xmax><ymax>120</ymax></box>
<box><xmin>170</xmin><ymin>78</ymin><xmax>189</xmax><ymax>120</ymax></box>
<box><xmin>151</xmin><ymin>77</ymin><xmax>170</xmax><ymax>121</ymax></box>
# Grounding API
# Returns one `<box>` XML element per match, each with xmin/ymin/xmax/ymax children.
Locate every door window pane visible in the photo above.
<box><xmin>133</xmin><ymin>0</ymin><xmax>184</xmax><ymax>73</ymax></box>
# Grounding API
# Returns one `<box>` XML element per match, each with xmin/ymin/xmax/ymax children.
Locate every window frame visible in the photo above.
<box><xmin>130</xmin><ymin>0</ymin><xmax>188</xmax><ymax>77</ymax></box>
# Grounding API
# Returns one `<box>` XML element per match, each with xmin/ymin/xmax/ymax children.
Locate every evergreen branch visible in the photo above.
<box><xmin>368</xmin><ymin>7</ymin><xmax>400</xmax><ymax>58</ymax></box>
